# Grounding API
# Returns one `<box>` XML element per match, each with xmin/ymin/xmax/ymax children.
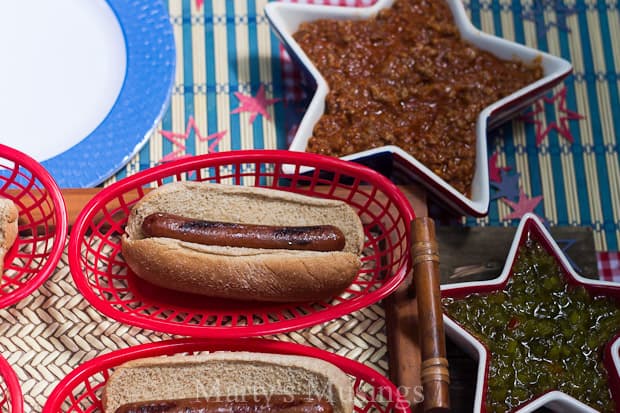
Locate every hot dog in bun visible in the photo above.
<box><xmin>102</xmin><ymin>351</ymin><xmax>355</xmax><ymax>413</ymax></box>
<box><xmin>121</xmin><ymin>182</ymin><xmax>365</xmax><ymax>302</ymax></box>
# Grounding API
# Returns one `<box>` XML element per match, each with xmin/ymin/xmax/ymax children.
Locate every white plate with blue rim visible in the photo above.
<box><xmin>0</xmin><ymin>0</ymin><xmax>175</xmax><ymax>187</ymax></box>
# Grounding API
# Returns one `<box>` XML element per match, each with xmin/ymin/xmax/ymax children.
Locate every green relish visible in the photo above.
<box><xmin>442</xmin><ymin>239</ymin><xmax>620</xmax><ymax>412</ymax></box>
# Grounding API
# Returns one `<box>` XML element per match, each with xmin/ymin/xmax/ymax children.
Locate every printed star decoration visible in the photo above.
<box><xmin>489</xmin><ymin>152</ymin><xmax>512</xmax><ymax>183</ymax></box>
<box><xmin>232</xmin><ymin>84</ymin><xmax>280</xmax><ymax>124</ymax></box>
<box><xmin>159</xmin><ymin>116</ymin><xmax>227</xmax><ymax>163</ymax></box>
<box><xmin>555</xmin><ymin>238</ymin><xmax>582</xmax><ymax>273</ymax></box>
<box><xmin>195</xmin><ymin>0</ymin><xmax>203</xmax><ymax>10</ymax></box>
<box><xmin>521</xmin><ymin>87</ymin><xmax>585</xmax><ymax>146</ymax></box>
<box><xmin>491</xmin><ymin>170</ymin><xmax>521</xmax><ymax>201</ymax></box>
<box><xmin>501</xmin><ymin>188</ymin><xmax>543</xmax><ymax>220</ymax></box>
<box><xmin>522</xmin><ymin>0</ymin><xmax>579</xmax><ymax>37</ymax></box>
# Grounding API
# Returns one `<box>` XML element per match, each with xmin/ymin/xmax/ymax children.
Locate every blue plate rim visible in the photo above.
<box><xmin>41</xmin><ymin>0</ymin><xmax>176</xmax><ymax>188</ymax></box>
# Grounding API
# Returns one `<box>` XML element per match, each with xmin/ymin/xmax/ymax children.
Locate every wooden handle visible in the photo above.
<box><xmin>8</xmin><ymin>187</ymin><xmax>102</xmax><ymax>230</ymax></box>
<box><xmin>11</xmin><ymin>188</ymin><xmax>139</xmax><ymax>236</ymax></box>
<box><xmin>411</xmin><ymin>217</ymin><xmax>450</xmax><ymax>413</ymax></box>
<box><xmin>385</xmin><ymin>185</ymin><xmax>428</xmax><ymax>412</ymax></box>
<box><xmin>60</xmin><ymin>188</ymin><xmax>103</xmax><ymax>227</ymax></box>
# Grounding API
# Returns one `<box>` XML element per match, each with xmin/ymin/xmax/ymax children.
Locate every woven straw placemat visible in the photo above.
<box><xmin>0</xmin><ymin>240</ymin><xmax>389</xmax><ymax>412</ymax></box>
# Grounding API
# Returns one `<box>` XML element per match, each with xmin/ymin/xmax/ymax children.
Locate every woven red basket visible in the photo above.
<box><xmin>0</xmin><ymin>144</ymin><xmax>68</xmax><ymax>308</ymax></box>
<box><xmin>43</xmin><ymin>338</ymin><xmax>411</xmax><ymax>413</ymax></box>
<box><xmin>0</xmin><ymin>354</ymin><xmax>22</xmax><ymax>413</ymax></box>
<box><xmin>68</xmin><ymin>150</ymin><xmax>415</xmax><ymax>337</ymax></box>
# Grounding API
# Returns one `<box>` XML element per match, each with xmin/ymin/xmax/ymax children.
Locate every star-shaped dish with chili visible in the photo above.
<box><xmin>441</xmin><ymin>213</ymin><xmax>620</xmax><ymax>412</ymax></box>
<box><xmin>265</xmin><ymin>0</ymin><xmax>572</xmax><ymax>217</ymax></box>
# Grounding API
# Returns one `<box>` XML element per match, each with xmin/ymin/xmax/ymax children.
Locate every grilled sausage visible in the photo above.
<box><xmin>121</xmin><ymin>182</ymin><xmax>365</xmax><ymax>302</ymax></box>
<box><xmin>115</xmin><ymin>395</ymin><xmax>334</xmax><ymax>413</ymax></box>
<box><xmin>141</xmin><ymin>212</ymin><xmax>346</xmax><ymax>252</ymax></box>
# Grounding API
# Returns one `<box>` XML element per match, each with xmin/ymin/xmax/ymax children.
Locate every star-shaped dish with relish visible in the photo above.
<box><xmin>441</xmin><ymin>213</ymin><xmax>620</xmax><ymax>412</ymax></box>
<box><xmin>265</xmin><ymin>0</ymin><xmax>572</xmax><ymax>217</ymax></box>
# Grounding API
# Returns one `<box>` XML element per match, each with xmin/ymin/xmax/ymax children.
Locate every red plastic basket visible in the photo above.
<box><xmin>43</xmin><ymin>338</ymin><xmax>411</xmax><ymax>413</ymax></box>
<box><xmin>0</xmin><ymin>144</ymin><xmax>68</xmax><ymax>308</ymax></box>
<box><xmin>68</xmin><ymin>150</ymin><xmax>415</xmax><ymax>337</ymax></box>
<box><xmin>0</xmin><ymin>354</ymin><xmax>23</xmax><ymax>413</ymax></box>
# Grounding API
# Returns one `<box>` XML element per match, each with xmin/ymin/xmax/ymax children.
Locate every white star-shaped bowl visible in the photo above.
<box><xmin>442</xmin><ymin>213</ymin><xmax>620</xmax><ymax>412</ymax></box>
<box><xmin>265</xmin><ymin>0</ymin><xmax>572</xmax><ymax>217</ymax></box>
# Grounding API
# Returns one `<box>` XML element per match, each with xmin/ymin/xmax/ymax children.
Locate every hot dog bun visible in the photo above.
<box><xmin>121</xmin><ymin>182</ymin><xmax>365</xmax><ymax>302</ymax></box>
<box><xmin>101</xmin><ymin>351</ymin><xmax>354</xmax><ymax>413</ymax></box>
<box><xmin>0</xmin><ymin>198</ymin><xmax>18</xmax><ymax>276</ymax></box>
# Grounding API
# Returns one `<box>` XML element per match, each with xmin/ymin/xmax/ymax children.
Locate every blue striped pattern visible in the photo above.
<box><xmin>110</xmin><ymin>0</ymin><xmax>619</xmax><ymax>254</ymax></box>
<box><xmin>462</xmin><ymin>0</ymin><xmax>620</xmax><ymax>253</ymax></box>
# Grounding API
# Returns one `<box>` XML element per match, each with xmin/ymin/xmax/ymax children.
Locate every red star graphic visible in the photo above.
<box><xmin>489</xmin><ymin>152</ymin><xmax>511</xmax><ymax>183</ymax></box>
<box><xmin>521</xmin><ymin>87</ymin><xmax>585</xmax><ymax>146</ymax></box>
<box><xmin>501</xmin><ymin>188</ymin><xmax>543</xmax><ymax>220</ymax></box>
<box><xmin>231</xmin><ymin>84</ymin><xmax>280</xmax><ymax>124</ymax></box>
<box><xmin>195</xmin><ymin>0</ymin><xmax>203</xmax><ymax>10</ymax></box>
<box><xmin>159</xmin><ymin>116</ymin><xmax>227</xmax><ymax>163</ymax></box>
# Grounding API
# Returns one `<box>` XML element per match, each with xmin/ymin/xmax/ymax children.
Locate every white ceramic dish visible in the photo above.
<box><xmin>442</xmin><ymin>213</ymin><xmax>620</xmax><ymax>412</ymax></box>
<box><xmin>0</xmin><ymin>0</ymin><xmax>175</xmax><ymax>188</ymax></box>
<box><xmin>264</xmin><ymin>0</ymin><xmax>572</xmax><ymax>217</ymax></box>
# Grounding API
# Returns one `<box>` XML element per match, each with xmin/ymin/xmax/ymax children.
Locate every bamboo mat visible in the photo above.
<box><xmin>109</xmin><ymin>0</ymin><xmax>620</xmax><ymax>261</ymax></box>
<box><xmin>1</xmin><ymin>0</ymin><xmax>619</xmax><ymax>411</ymax></box>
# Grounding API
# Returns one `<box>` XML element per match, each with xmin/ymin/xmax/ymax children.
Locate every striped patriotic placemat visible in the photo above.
<box><xmin>106</xmin><ymin>1</ymin><xmax>619</xmax><ymax>267</ymax></box>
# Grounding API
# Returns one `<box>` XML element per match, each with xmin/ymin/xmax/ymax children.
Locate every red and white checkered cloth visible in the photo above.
<box><xmin>280</xmin><ymin>48</ymin><xmax>303</xmax><ymax>103</ymax></box>
<box><xmin>278</xmin><ymin>0</ymin><xmax>378</xmax><ymax>101</ymax></box>
<box><xmin>598</xmin><ymin>252</ymin><xmax>620</xmax><ymax>283</ymax></box>
<box><xmin>278</xmin><ymin>0</ymin><xmax>379</xmax><ymax>144</ymax></box>
<box><xmin>280</xmin><ymin>0</ymin><xmax>376</xmax><ymax>5</ymax></box>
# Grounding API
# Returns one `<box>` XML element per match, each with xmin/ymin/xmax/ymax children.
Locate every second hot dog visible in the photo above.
<box><xmin>0</xmin><ymin>197</ymin><xmax>18</xmax><ymax>277</ymax></box>
<box><xmin>114</xmin><ymin>395</ymin><xmax>333</xmax><ymax>413</ymax></box>
<box><xmin>101</xmin><ymin>352</ymin><xmax>354</xmax><ymax>413</ymax></box>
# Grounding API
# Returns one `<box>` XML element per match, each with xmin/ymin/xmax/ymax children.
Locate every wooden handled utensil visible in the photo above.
<box><xmin>411</xmin><ymin>217</ymin><xmax>450</xmax><ymax>412</ymax></box>
<box><xmin>385</xmin><ymin>187</ymin><xmax>450</xmax><ymax>413</ymax></box>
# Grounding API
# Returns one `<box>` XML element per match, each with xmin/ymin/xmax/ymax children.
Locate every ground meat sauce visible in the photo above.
<box><xmin>293</xmin><ymin>0</ymin><xmax>543</xmax><ymax>196</ymax></box>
